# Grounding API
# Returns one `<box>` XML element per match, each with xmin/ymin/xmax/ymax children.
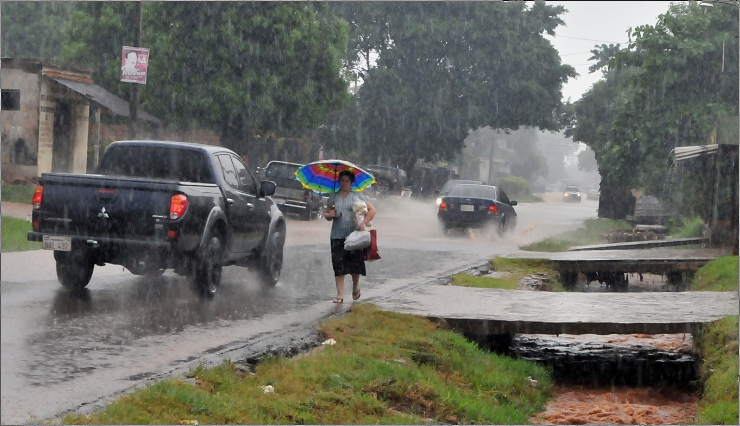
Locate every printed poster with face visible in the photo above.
<box><xmin>120</xmin><ymin>46</ymin><xmax>149</xmax><ymax>84</ymax></box>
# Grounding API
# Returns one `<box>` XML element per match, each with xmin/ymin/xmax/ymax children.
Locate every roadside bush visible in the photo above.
<box><xmin>494</xmin><ymin>176</ymin><xmax>530</xmax><ymax>198</ymax></box>
<box><xmin>668</xmin><ymin>215</ymin><xmax>704</xmax><ymax>238</ymax></box>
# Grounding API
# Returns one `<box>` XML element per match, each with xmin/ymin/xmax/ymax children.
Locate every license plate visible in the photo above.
<box><xmin>43</xmin><ymin>235</ymin><xmax>71</xmax><ymax>251</ymax></box>
<box><xmin>460</xmin><ymin>204</ymin><xmax>474</xmax><ymax>212</ymax></box>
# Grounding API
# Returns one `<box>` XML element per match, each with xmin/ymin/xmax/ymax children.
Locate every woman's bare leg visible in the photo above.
<box><xmin>351</xmin><ymin>274</ymin><xmax>361</xmax><ymax>297</ymax></box>
<box><xmin>335</xmin><ymin>275</ymin><xmax>345</xmax><ymax>300</ymax></box>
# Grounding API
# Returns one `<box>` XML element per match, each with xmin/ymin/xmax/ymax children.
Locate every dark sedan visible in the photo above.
<box><xmin>437</xmin><ymin>184</ymin><xmax>517</xmax><ymax>235</ymax></box>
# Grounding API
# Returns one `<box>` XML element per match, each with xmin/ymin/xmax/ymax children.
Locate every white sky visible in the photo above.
<box><xmin>542</xmin><ymin>1</ymin><xmax>674</xmax><ymax>102</ymax></box>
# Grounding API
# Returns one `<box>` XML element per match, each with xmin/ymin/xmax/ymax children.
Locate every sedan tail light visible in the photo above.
<box><xmin>487</xmin><ymin>204</ymin><xmax>498</xmax><ymax>215</ymax></box>
<box><xmin>439</xmin><ymin>201</ymin><xmax>448</xmax><ymax>212</ymax></box>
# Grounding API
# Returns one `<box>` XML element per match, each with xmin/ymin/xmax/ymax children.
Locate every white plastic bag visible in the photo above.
<box><xmin>352</xmin><ymin>198</ymin><xmax>369</xmax><ymax>228</ymax></box>
<box><xmin>344</xmin><ymin>230</ymin><xmax>371</xmax><ymax>251</ymax></box>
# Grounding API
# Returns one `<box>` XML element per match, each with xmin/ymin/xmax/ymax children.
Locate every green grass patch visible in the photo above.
<box><xmin>450</xmin><ymin>274</ymin><xmax>519</xmax><ymax>290</ymax></box>
<box><xmin>693</xmin><ymin>316</ymin><xmax>739</xmax><ymax>425</ymax></box>
<box><xmin>451</xmin><ymin>258</ymin><xmax>566</xmax><ymax>291</ymax></box>
<box><xmin>669</xmin><ymin>215</ymin><xmax>705</xmax><ymax>238</ymax></box>
<box><xmin>513</xmin><ymin>194</ymin><xmax>544</xmax><ymax>203</ymax></box>
<box><xmin>1</xmin><ymin>182</ymin><xmax>35</xmax><ymax>204</ymax></box>
<box><xmin>689</xmin><ymin>256</ymin><xmax>738</xmax><ymax>424</ymax></box>
<box><xmin>519</xmin><ymin>218</ymin><xmax>632</xmax><ymax>252</ymax></box>
<box><xmin>1</xmin><ymin>216</ymin><xmax>41</xmax><ymax>252</ymax></box>
<box><xmin>63</xmin><ymin>304</ymin><xmax>554</xmax><ymax>425</ymax></box>
<box><xmin>691</xmin><ymin>256</ymin><xmax>739</xmax><ymax>291</ymax></box>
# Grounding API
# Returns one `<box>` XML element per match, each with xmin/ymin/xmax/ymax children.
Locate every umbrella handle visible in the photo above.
<box><xmin>328</xmin><ymin>204</ymin><xmax>342</xmax><ymax>219</ymax></box>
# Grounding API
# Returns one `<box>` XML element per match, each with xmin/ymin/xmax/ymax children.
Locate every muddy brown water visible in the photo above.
<box><xmin>512</xmin><ymin>273</ymin><xmax>701</xmax><ymax>424</ymax></box>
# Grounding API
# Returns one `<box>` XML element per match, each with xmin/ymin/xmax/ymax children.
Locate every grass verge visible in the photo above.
<box><xmin>690</xmin><ymin>255</ymin><xmax>739</xmax><ymax>291</ymax></box>
<box><xmin>514</xmin><ymin>194</ymin><xmax>544</xmax><ymax>203</ymax></box>
<box><xmin>519</xmin><ymin>218</ymin><xmax>631</xmax><ymax>252</ymax></box>
<box><xmin>693</xmin><ymin>316</ymin><xmax>739</xmax><ymax>425</ymax></box>
<box><xmin>1</xmin><ymin>216</ymin><xmax>41</xmax><ymax>252</ymax></box>
<box><xmin>2</xmin><ymin>182</ymin><xmax>36</xmax><ymax>204</ymax></box>
<box><xmin>63</xmin><ymin>304</ymin><xmax>553</xmax><ymax>424</ymax></box>
<box><xmin>690</xmin><ymin>256</ymin><xmax>739</xmax><ymax>424</ymax></box>
<box><xmin>450</xmin><ymin>258</ymin><xmax>566</xmax><ymax>291</ymax></box>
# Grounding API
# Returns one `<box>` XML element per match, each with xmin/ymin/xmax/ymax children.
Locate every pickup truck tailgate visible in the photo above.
<box><xmin>36</xmin><ymin>174</ymin><xmax>179</xmax><ymax>241</ymax></box>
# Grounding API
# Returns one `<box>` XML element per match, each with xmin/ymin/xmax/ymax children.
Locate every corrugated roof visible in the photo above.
<box><xmin>674</xmin><ymin>144</ymin><xmax>719</xmax><ymax>161</ymax></box>
<box><xmin>47</xmin><ymin>76</ymin><xmax>161</xmax><ymax>124</ymax></box>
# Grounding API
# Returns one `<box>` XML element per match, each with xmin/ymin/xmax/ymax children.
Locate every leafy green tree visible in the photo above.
<box><xmin>327</xmin><ymin>1</ymin><xmax>575</xmax><ymax>173</ymax></box>
<box><xmin>611</xmin><ymin>2</ymin><xmax>738</xmax><ymax>195</ymax></box>
<box><xmin>1</xmin><ymin>2</ymin><xmax>74</xmax><ymax>59</ymax></box>
<box><xmin>569</xmin><ymin>3</ymin><xmax>737</xmax><ymax>219</ymax></box>
<box><xmin>567</xmin><ymin>50</ymin><xmax>640</xmax><ymax>218</ymax></box>
<box><xmin>61</xmin><ymin>1</ymin><xmax>350</xmax><ymax>156</ymax></box>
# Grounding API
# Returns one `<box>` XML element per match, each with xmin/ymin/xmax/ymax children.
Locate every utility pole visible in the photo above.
<box><xmin>128</xmin><ymin>1</ymin><xmax>142</xmax><ymax>139</ymax></box>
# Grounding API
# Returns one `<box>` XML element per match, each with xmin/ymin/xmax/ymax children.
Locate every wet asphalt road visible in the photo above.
<box><xmin>1</xmin><ymin>194</ymin><xmax>598</xmax><ymax>424</ymax></box>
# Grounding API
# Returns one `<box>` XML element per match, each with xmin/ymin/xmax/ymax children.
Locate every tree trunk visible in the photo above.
<box><xmin>598</xmin><ymin>182</ymin><xmax>636</xmax><ymax>220</ymax></box>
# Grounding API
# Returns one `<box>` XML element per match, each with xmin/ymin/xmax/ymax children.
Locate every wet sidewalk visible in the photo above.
<box><xmin>372</xmin><ymin>285</ymin><xmax>738</xmax><ymax>335</ymax></box>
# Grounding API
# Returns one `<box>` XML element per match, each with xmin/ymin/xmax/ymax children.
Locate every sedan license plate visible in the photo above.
<box><xmin>460</xmin><ymin>204</ymin><xmax>474</xmax><ymax>212</ymax></box>
<box><xmin>43</xmin><ymin>235</ymin><xmax>71</xmax><ymax>251</ymax></box>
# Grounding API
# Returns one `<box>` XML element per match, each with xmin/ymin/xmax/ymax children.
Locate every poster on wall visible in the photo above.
<box><xmin>120</xmin><ymin>46</ymin><xmax>149</xmax><ymax>84</ymax></box>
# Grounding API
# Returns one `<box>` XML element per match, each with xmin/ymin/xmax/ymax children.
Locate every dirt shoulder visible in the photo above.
<box><xmin>1</xmin><ymin>202</ymin><xmax>32</xmax><ymax>220</ymax></box>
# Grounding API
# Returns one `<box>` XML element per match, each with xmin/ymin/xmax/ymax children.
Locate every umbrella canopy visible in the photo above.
<box><xmin>295</xmin><ymin>159</ymin><xmax>376</xmax><ymax>193</ymax></box>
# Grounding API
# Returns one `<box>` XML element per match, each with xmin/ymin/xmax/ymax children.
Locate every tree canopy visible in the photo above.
<box><xmin>326</xmin><ymin>1</ymin><xmax>575</xmax><ymax>172</ymax></box>
<box><xmin>59</xmin><ymin>2</ymin><xmax>349</xmax><ymax>154</ymax></box>
<box><xmin>568</xmin><ymin>2</ymin><xmax>738</xmax><ymax>219</ymax></box>
<box><xmin>1</xmin><ymin>2</ymin><xmax>73</xmax><ymax>59</ymax></box>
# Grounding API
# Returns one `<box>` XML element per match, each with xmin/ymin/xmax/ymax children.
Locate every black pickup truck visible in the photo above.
<box><xmin>27</xmin><ymin>140</ymin><xmax>286</xmax><ymax>297</ymax></box>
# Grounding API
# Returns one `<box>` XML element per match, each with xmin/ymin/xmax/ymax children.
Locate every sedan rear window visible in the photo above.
<box><xmin>448</xmin><ymin>185</ymin><xmax>497</xmax><ymax>199</ymax></box>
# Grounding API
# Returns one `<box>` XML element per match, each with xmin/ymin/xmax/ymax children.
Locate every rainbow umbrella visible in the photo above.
<box><xmin>295</xmin><ymin>159</ymin><xmax>376</xmax><ymax>194</ymax></box>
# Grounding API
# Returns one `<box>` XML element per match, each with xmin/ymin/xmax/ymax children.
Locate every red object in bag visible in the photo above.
<box><xmin>364</xmin><ymin>229</ymin><xmax>381</xmax><ymax>261</ymax></box>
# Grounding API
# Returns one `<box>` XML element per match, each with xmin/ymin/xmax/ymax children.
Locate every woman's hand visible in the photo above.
<box><xmin>325</xmin><ymin>206</ymin><xmax>335</xmax><ymax>221</ymax></box>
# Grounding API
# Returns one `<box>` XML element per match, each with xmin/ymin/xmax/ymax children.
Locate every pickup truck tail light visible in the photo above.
<box><xmin>169</xmin><ymin>194</ymin><xmax>188</xmax><ymax>219</ymax></box>
<box><xmin>32</xmin><ymin>185</ymin><xmax>43</xmax><ymax>210</ymax></box>
<box><xmin>487</xmin><ymin>204</ymin><xmax>498</xmax><ymax>215</ymax></box>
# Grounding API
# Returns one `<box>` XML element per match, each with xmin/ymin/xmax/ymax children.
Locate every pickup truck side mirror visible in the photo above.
<box><xmin>260</xmin><ymin>180</ymin><xmax>276</xmax><ymax>197</ymax></box>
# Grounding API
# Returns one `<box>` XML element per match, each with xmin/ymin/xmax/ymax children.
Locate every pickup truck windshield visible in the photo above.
<box><xmin>97</xmin><ymin>146</ymin><xmax>213</xmax><ymax>183</ymax></box>
<box><xmin>265</xmin><ymin>162</ymin><xmax>300</xmax><ymax>180</ymax></box>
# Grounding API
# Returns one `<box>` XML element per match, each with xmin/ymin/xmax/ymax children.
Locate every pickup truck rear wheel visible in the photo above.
<box><xmin>376</xmin><ymin>179</ymin><xmax>391</xmax><ymax>193</ymax></box>
<box><xmin>55</xmin><ymin>250</ymin><xmax>94</xmax><ymax>291</ymax></box>
<box><xmin>194</xmin><ymin>236</ymin><xmax>223</xmax><ymax>298</ymax></box>
<box><xmin>260</xmin><ymin>231</ymin><xmax>284</xmax><ymax>286</ymax></box>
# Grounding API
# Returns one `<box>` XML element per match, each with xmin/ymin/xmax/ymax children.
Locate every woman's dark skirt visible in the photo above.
<box><xmin>330</xmin><ymin>238</ymin><xmax>367</xmax><ymax>276</ymax></box>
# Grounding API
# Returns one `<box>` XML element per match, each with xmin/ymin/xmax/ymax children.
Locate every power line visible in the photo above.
<box><xmin>552</xmin><ymin>35</ymin><xmax>623</xmax><ymax>44</ymax></box>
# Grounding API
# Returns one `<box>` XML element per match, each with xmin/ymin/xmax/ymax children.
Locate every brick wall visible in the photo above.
<box><xmin>88</xmin><ymin>124</ymin><xmax>221</xmax><ymax>146</ymax></box>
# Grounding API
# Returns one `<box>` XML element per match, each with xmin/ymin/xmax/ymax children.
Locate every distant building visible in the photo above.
<box><xmin>1</xmin><ymin>58</ymin><xmax>161</xmax><ymax>183</ymax></box>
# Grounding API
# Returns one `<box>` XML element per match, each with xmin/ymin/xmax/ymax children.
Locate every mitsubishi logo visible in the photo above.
<box><xmin>98</xmin><ymin>207</ymin><xmax>110</xmax><ymax>219</ymax></box>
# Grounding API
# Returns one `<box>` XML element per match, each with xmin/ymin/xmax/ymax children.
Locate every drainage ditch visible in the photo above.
<box><xmin>463</xmin><ymin>267</ymin><xmax>702</xmax><ymax>424</ymax></box>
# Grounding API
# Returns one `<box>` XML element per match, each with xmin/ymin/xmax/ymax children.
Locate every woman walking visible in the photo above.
<box><xmin>324</xmin><ymin>170</ymin><xmax>376</xmax><ymax>303</ymax></box>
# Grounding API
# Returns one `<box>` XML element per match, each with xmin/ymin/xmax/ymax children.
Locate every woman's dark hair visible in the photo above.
<box><xmin>338</xmin><ymin>170</ymin><xmax>355</xmax><ymax>183</ymax></box>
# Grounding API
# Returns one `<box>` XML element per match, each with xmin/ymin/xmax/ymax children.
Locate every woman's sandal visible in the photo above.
<box><xmin>352</xmin><ymin>289</ymin><xmax>361</xmax><ymax>300</ymax></box>
<box><xmin>333</xmin><ymin>297</ymin><xmax>343</xmax><ymax>304</ymax></box>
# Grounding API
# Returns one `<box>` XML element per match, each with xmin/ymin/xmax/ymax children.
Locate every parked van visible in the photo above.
<box><xmin>263</xmin><ymin>161</ymin><xmax>323</xmax><ymax>220</ymax></box>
